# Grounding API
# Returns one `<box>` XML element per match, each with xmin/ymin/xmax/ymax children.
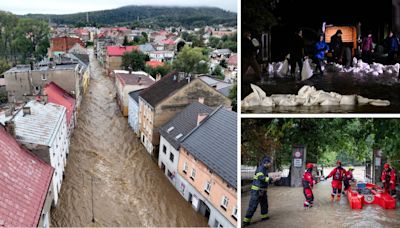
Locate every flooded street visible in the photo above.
<box><xmin>51</xmin><ymin>49</ymin><xmax>208</xmax><ymax>227</ymax></box>
<box><xmin>241</xmin><ymin>167</ymin><xmax>400</xmax><ymax>228</ymax></box>
<box><xmin>242</xmin><ymin>72</ymin><xmax>400</xmax><ymax>113</ymax></box>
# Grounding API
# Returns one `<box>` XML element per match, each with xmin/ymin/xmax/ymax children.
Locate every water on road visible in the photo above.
<box><xmin>241</xmin><ymin>167</ymin><xmax>400</xmax><ymax>228</ymax></box>
<box><xmin>51</xmin><ymin>50</ymin><xmax>208</xmax><ymax>227</ymax></box>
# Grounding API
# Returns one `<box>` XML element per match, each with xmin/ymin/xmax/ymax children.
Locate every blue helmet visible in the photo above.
<box><xmin>260</xmin><ymin>156</ymin><xmax>272</xmax><ymax>166</ymax></box>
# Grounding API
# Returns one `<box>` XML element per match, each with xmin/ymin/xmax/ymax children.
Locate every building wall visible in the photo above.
<box><xmin>82</xmin><ymin>67</ymin><xmax>90</xmax><ymax>94</ymax></box>
<box><xmin>178</xmin><ymin>174</ymin><xmax>235</xmax><ymax>228</ymax></box>
<box><xmin>37</xmin><ymin>178</ymin><xmax>54</xmax><ymax>228</ymax></box>
<box><xmin>5</xmin><ymin>67</ymin><xmax>80</xmax><ymax>103</ymax></box>
<box><xmin>128</xmin><ymin>96</ymin><xmax>140</xmax><ymax>135</ymax></box>
<box><xmin>139</xmin><ymin>98</ymin><xmax>154</xmax><ymax>154</ymax></box>
<box><xmin>106</xmin><ymin>56</ymin><xmax>123</xmax><ymax>75</ymax></box>
<box><xmin>151</xmin><ymin>79</ymin><xmax>231</xmax><ymax>147</ymax></box>
<box><xmin>158</xmin><ymin>136</ymin><xmax>180</xmax><ymax>185</ymax></box>
<box><xmin>115</xmin><ymin>79</ymin><xmax>148</xmax><ymax>116</ymax></box>
<box><xmin>178</xmin><ymin>147</ymin><xmax>237</xmax><ymax>227</ymax></box>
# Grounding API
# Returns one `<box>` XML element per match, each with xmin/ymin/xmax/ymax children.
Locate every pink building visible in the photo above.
<box><xmin>177</xmin><ymin>106</ymin><xmax>237</xmax><ymax>227</ymax></box>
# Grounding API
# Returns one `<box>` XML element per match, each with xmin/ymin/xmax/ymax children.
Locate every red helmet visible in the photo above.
<box><xmin>337</xmin><ymin>160</ymin><xmax>342</xmax><ymax>165</ymax></box>
<box><xmin>384</xmin><ymin>163</ymin><xmax>390</xmax><ymax>169</ymax></box>
<box><xmin>306</xmin><ymin>163</ymin><xmax>314</xmax><ymax>169</ymax></box>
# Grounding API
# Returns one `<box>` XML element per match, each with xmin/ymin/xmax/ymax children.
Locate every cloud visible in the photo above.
<box><xmin>0</xmin><ymin>0</ymin><xmax>237</xmax><ymax>15</ymax></box>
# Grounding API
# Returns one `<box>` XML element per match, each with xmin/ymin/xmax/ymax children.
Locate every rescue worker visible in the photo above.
<box><xmin>243</xmin><ymin>156</ymin><xmax>274</xmax><ymax>226</ymax></box>
<box><xmin>325</xmin><ymin>160</ymin><xmax>346</xmax><ymax>201</ymax></box>
<box><xmin>381</xmin><ymin>163</ymin><xmax>396</xmax><ymax>197</ymax></box>
<box><xmin>303</xmin><ymin>163</ymin><xmax>315</xmax><ymax>208</ymax></box>
<box><xmin>343</xmin><ymin>167</ymin><xmax>356</xmax><ymax>194</ymax></box>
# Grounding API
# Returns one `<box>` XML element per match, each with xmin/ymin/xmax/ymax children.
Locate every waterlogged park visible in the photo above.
<box><xmin>241</xmin><ymin>119</ymin><xmax>400</xmax><ymax>227</ymax></box>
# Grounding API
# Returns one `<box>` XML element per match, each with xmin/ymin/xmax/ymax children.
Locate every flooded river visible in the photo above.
<box><xmin>51</xmin><ymin>49</ymin><xmax>207</xmax><ymax>227</ymax></box>
<box><xmin>241</xmin><ymin>167</ymin><xmax>400</xmax><ymax>228</ymax></box>
<box><xmin>242</xmin><ymin>72</ymin><xmax>400</xmax><ymax>113</ymax></box>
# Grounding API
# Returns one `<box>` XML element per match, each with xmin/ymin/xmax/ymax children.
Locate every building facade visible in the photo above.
<box><xmin>0</xmin><ymin>101</ymin><xmax>69</xmax><ymax>205</ymax></box>
<box><xmin>128</xmin><ymin>89</ymin><xmax>144</xmax><ymax>136</ymax></box>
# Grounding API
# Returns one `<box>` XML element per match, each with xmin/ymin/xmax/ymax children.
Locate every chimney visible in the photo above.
<box><xmin>5</xmin><ymin>121</ymin><xmax>16</xmax><ymax>137</ymax></box>
<box><xmin>197</xmin><ymin>113</ymin><xmax>208</xmax><ymax>126</ymax></box>
<box><xmin>198</xmin><ymin>97</ymin><xmax>205</xmax><ymax>104</ymax></box>
<box><xmin>156</xmin><ymin>73</ymin><xmax>161</xmax><ymax>81</ymax></box>
<box><xmin>23</xmin><ymin>107</ymin><xmax>31</xmax><ymax>116</ymax></box>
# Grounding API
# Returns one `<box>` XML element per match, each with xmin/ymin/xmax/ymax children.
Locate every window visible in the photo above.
<box><xmin>183</xmin><ymin>162</ymin><xmax>188</xmax><ymax>174</ymax></box>
<box><xmin>167</xmin><ymin>126</ymin><xmax>174</xmax><ymax>133</ymax></box>
<box><xmin>169</xmin><ymin>153</ymin><xmax>174</xmax><ymax>162</ymax></box>
<box><xmin>190</xmin><ymin>168</ymin><xmax>196</xmax><ymax>180</ymax></box>
<box><xmin>167</xmin><ymin>170</ymin><xmax>174</xmax><ymax>179</ymax></box>
<box><xmin>221</xmin><ymin>196</ymin><xmax>229</xmax><ymax>211</ymax></box>
<box><xmin>231</xmin><ymin>207</ymin><xmax>238</xmax><ymax>221</ymax></box>
<box><xmin>204</xmin><ymin>181</ymin><xmax>211</xmax><ymax>194</ymax></box>
<box><xmin>163</xmin><ymin>145</ymin><xmax>167</xmax><ymax>154</ymax></box>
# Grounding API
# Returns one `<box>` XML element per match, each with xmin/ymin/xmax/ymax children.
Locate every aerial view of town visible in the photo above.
<box><xmin>0</xmin><ymin>0</ymin><xmax>237</xmax><ymax>227</ymax></box>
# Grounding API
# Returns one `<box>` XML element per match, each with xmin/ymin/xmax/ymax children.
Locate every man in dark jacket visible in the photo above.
<box><xmin>289</xmin><ymin>29</ymin><xmax>305</xmax><ymax>79</ymax></box>
<box><xmin>243</xmin><ymin>156</ymin><xmax>275</xmax><ymax>226</ymax></box>
<box><xmin>330</xmin><ymin>30</ymin><xmax>343</xmax><ymax>64</ymax></box>
<box><xmin>385</xmin><ymin>31</ymin><xmax>399</xmax><ymax>64</ymax></box>
<box><xmin>242</xmin><ymin>31</ymin><xmax>263</xmax><ymax>83</ymax></box>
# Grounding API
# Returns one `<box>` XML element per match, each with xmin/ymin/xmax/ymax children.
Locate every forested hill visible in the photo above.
<box><xmin>21</xmin><ymin>5</ymin><xmax>237</xmax><ymax>27</ymax></box>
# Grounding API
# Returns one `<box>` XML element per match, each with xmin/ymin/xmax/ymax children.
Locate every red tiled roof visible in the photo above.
<box><xmin>51</xmin><ymin>36</ymin><xmax>85</xmax><ymax>52</ymax></box>
<box><xmin>0</xmin><ymin>126</ymin><xmax>53</xmax><ymax>227</ymax></box>
<box><xmin>146</xmin><ymin>60</ymin><xmax>165</xmax><ymax>68</ymax></box>
<box><xmin>107</xmin><ymin>46</ymin><xmax>138</xmax><ymax>56</ymax></box>
<box><xmin>228</xmin><ymin>54</ymin><xmax>237</xmax><ymax>66</ymax></box>
<box><xmin>44</xmin><ymin>82</ymin><xmax>75</xmax><ymax>125</ymax></box>
<box><xmin>160</xmin><ymin>39</ymin><xmax>175</xmax><ymax>45</ymax></box>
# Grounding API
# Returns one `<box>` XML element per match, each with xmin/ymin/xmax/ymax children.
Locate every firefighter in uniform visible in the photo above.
<box><xmin>325</xmin><ymin>160</ymin><xmax>346</xmax><ymax>201</ymax></box>
<box><xmin>381</xmin><ymin>163</ymin><xmax>397</xmax><ymax>197</ymax></box>
<box><xmin>243</xmin><ymin>156</ymin><xmax>274</xmax><ymax>226</ymax></box>
<box><xmin>303</xmin><ymin>163</ymin><xmax>315</xmax><ymax>208</ymax></box>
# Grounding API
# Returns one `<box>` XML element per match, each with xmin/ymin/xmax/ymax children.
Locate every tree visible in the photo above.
<box><xmin>121</xmin><ymin>50</ymin><xmax>147</xmax><ymax>71</ymax></box>
<box><xmin>212</xmin><ymin>65</ymin><xmax>224</xmax><ymax>80</ymax></box>
<box><xmin>145</xmin><ymin>63</ymin><xmax>172</xmax><ymax>77</ymax></box>
<box><xmin>173</xmin><ymin>46</ymin><xmax>209</xmax><ymax>74</ymax></box>
<box><xmin>220</xmin><ymin>59</ymin><xmax>228</xmax><ymax>68</ymax></box>
<box><xmin>0</xmin><ymin>59</ymin><xmax>10</xmax><ymax>74</ymax></box>
<box><xmin>123</xmin><ymin>36</ymin><xmax>129</xmax><ymax>46</ymax></box>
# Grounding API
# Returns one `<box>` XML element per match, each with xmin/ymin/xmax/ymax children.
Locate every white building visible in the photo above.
<box><xmin>0</xmin><ymin>100</ymin><xmax>69</xmax><ymax>205</ymax></box>
<box><xmin>149</xmin><ymin>50</ymin><xmax>175</xmax><ymax>62</ymax></box>
<box><xmin>128</xmin><ymin>89</ymin><xmax>144</xmax><ymax>136</ymax></box>
<box><xmin>158</xmin><ymin>102</ymin><xmax>213</xmax><ymax>187</ymax></box>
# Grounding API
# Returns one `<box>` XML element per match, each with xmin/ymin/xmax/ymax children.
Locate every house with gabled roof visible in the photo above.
<box><xmin>158</xmin><ymin>101</ymin><xmax>213</xmax><ymax>187</ymax></box>
<box><xmin>0</xmin><ymin>125</ymin><xmax>54</xmax><ymax>227</ymax></box>
<box><xmin>138</xmin><ymin>71</ymin><xmax>231</xmax><ymax>156</ymax></box>
<box><xmin>177</xmin><ymin>106</ymin><xmax>237</xmax><ymax>228</ymax></box>
<box><xmin>105</xmin><ymin>45</ymin><xmax>138</xmax><ymax>75</ymax></box>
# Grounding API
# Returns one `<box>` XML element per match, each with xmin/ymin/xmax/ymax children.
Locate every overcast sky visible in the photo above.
<box><xmin>0</xmin><ymin>0</ymin><xmax>237</xmax><ymax>15</ymax></box>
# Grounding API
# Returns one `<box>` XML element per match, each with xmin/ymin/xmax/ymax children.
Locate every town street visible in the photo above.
<box><xmin>51</xmin><ymin>49</ymin><xmax>208</xmax><ymax>226</ymax></box>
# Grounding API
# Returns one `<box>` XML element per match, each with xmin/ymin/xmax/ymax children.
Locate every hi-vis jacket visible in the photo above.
<box><xmin>251</xmin><ymin>164</ymin><xmax>271</xmax><ymax>191</ymax></box>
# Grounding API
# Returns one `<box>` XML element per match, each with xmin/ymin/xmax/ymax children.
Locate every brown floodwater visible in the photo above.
<box><xmin>241</xmin><ymin>167</ymin><xmax>400</xmax><ymax>228</ymax></box>
<box><xmin>51</xmin><ymin>49</ymin><xmax>208</xmax><ymax>227</ymax></box>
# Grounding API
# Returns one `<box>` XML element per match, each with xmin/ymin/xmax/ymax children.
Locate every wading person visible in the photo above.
<box><xmin>325</xmin><ymin>160</ymin><xmax>346</xmax><ymax>201</ymax></box>
<box><xmin>343</xmin><ymin>166</ymin><xmax>356</xmax><ymax>194</ymax></box>
<box><xmin>242</xmin><ymin>31</ymin><xmax>264</xmax><ymax>84</ymax></box>
<box><xmin>243</xmin><ymin>156</ymin><xmax>275</xmax><ymax>226</ymax></box>
<box><xmin>314</xmin><ymin>34</ymin><xmax>329</xmax><ymax>76</ymax></box>
<box><xmin>381</xmin><ymin>163</ymin><xmax>396</xmax><ymax>197</ymax></box>
<box><xmin>330</xmin><ymin>30</ymin><xmax>343</xmax><ymax>64</ymax></box>
<box><xmin>302</xmin><ymin>163</ymin><xmax>316</xmax><ymax>208</ymax></box>
<box><xmin>289</xmin><ymin>29</ymin><xmax>305</xmax><ymax>80</ymax></box>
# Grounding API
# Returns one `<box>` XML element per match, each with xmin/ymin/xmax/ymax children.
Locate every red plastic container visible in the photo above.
<box><xmin>347</xmin><ymin>183</ymin><xmax>396</xmax><ymax>209</ymax></box>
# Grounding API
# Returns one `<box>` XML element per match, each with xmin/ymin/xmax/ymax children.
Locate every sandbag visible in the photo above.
<box><xmin>279</xmin><ymin>59</ymin><xmax>290</xmax><ymax>76</ymax></box>
<box><xmin>301</xmin><ymin>59</ymin><xmax>313</xmax><ymax>81</ymax></box>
